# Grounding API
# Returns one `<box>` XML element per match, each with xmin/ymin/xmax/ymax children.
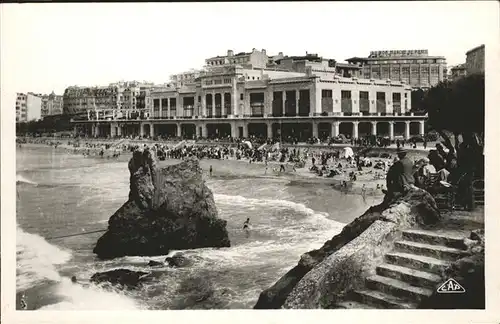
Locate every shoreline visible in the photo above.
<box><xmin>17</xmin><ymin>141</ymin><xmax>427</xmax><ymax>195</ymax></box>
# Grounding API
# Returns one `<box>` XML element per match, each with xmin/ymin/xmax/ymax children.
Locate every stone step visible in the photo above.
<box><xmin>376</xmin><ymin>263</ymin><xmax>442</xmax><ymax>289</ymax></box>
<box><xmin>402</xmin><ymin>229</ymin><xmax>466</xmax><ymax>250</ymax></box>
<box><xmin>385</xmin><ymin>252</ymin><xmax>451</xmax><ymax>274</ymax></box>
<box><xmin>352</xmin><ymin>289</ymin><xmax>416</xmax><ymax>309</ymax></box>
<box><xmin>335</xmin><ymin>300</ymin><xmax>375</xmax><ymax>309</ymax></box>
<box><xmin>365</xmin><ymin>275</ymin><xmax>433</xmax><ymax>303</ymax></box>
<box><xmin>394</xmin><ymin>240</ymin><xmax>467</xmax><ymax>261</ymax></box>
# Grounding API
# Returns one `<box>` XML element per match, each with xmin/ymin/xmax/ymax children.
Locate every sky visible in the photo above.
<box><xmin>1</xmin><ymin>1</ymin><xmax>498</xmax><ymax>113</ymax></box>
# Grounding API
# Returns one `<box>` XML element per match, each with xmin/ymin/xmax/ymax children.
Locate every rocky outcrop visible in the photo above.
<box><xmin>90</xmin><ymin>269</ymin><xmax>150</xmax><ymax>288</ymax></box>
<box><xmin>165</xmin><ymin>252</ymin><xmax>192</xmax><ymax>268</ymax></box>
<box><xmin>254</xmin><ymin>187</ymin><xmax>440</xmax><ymax>309</ymax></box>
<box><xmin>93</xmin><ymin>149</ymin><xmax>230</xmax><ymax>259</ymax></box>
<box><xmin>418</xmin><ymin>229</ymin><xmax>484</xmax><ymax>309</ymax></box>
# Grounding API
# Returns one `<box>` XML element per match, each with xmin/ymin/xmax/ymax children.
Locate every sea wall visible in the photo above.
<box><xmin>283</xmin><ymin>220</ymin><xmax>400</xmax><ymax>308</ymax></box>
<box><xmin>254</xmin><ymin>188</ymin><xmax>441</xmax><ymax>309</ymax></box>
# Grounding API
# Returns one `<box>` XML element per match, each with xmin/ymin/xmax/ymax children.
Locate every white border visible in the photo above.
<box><xmin>2</xmin><ymin>2</ymin><xmax>500</xmax><ymax>323</ymax></box>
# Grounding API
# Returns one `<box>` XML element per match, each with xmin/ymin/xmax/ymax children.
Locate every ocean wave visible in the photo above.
<box><xmin>39</xmin><ymin>277</ymin><xmax>142</xmax><ymax>310</ymax></box>
<box><xmin>16</xmin><ymin>174</ymin><xmax>38</xmax><ymax>186</ymax></box>
<box><xmin>215</xmin><ymin>194</ymin><xmax>321</xmax><ymax>216</ymax></box>
<box><xmin>16</xmin><ymin>225</ymin><xmax>72</xmax><ymax>291</ymax></box>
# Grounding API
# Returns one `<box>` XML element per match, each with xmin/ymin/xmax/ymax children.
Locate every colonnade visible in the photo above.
<box><xmin>86</xmin><ymin>119</ymin><xmax>425</xmax><ymax>140</ymax></box>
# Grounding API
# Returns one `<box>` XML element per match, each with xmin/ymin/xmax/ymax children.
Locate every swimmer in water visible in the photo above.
<box><xmin>243</xmin><ymin>218</ymin><xmax>251</xmax><ymax>237</ymax></box>
<box><xmin>243</xmin><ymin>218</ymin><xmax>250</xmax><ymax>230</ymax></box>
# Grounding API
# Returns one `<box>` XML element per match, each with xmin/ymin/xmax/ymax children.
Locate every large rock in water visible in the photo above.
<box><xmin>93</xmin><ymin>149</ymin><xmax>230</xmax><ymax>259</ymax></box>
<box><xmin>254</xmin><ymin>187</ymin><xmax>440</xmax><ymax>309</ymax></box>
<box><xmin>90</xmin><ymin>269</ymin><xmax>150</xmax><ymax>288</ymax></box>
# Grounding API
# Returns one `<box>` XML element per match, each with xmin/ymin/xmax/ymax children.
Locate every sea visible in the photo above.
<box><xmin>15</xmin><ymin>145</ymin><xmax>382</xmax><ymax>310</ymax></box>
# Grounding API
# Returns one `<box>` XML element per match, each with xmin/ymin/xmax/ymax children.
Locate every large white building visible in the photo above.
<box><xmin>72</xmin><ymin>49</ymin><xmax>427</xmax><ymax>141</ymax></box>
<box><xmin>16</xmin><ymin>92</ymin><xmax>42</xmax><ymax>123</ymax></box>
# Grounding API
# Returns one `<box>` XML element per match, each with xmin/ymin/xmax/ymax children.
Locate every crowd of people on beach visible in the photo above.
<box><xmin>17</xmin><ymin>134</ymin><xmax>449</xmax><ymax>201</ymax></box>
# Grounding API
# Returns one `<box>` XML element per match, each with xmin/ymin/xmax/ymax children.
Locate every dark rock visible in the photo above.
<box><xmin>165</xmin><ymin>253</ymin><xmax>192</xmax><ymax>268</ymax></box>
<box><xmin>93</xmin><ymin>151</ymin><xmax>230</xmax><ymax>259</ymax></box>
<box><xmin>90</xmin><ymin>269</ymin><xmax>150</xmax><ymax>288</ymax></box>
<box><xmin>148</xmin><ymin>260</ymin><xmax>164</xmax><ymax>267</ymax></box>
<box><xmin>172</xmin><ymin>275</ymin><xmax>229</xmax><ymax>309</ymax></box>
<box><xmin>254</xmin><ymin>187</ymin><xmax>440</xmax><ymax>309</ymax></box>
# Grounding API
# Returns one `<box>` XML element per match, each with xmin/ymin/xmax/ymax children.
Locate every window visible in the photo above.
<box><xmin>252</xmin><ymin>77</ymin><xmax>255</xmax><ymax>80</ymax></box>
<box><xmin>240</xmin><ymin>93</ymin><xmax>244</xmax><ymax>100</ymax></box>
<box><xmin>321</xmin><ymin>89</ymin><xmax>332</xmax><ymax>98</ymax></box>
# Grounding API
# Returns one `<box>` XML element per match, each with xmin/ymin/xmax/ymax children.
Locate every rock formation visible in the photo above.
<box><xmin>165</xmin><ymin>252</ymin><xmax>193</xmax><ymax>267</ymax></box>
<box><xmin>90</xmin><ymin>269</ymin><xmax>150</xmax><ymax>288</ymax></box>
<box><xmin>93</xmin><ymin>149</ymin><xmax>230</xmax><ymax>259</ymax></box>
<box><xmin>254</xmin><ymin>187</ymin><xmax>440</xmax><ymax>309</ymax></box>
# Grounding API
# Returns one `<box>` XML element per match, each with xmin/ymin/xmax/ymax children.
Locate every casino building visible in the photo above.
<box><xmin>346</xmin><ymin>49</ymin><xmax>447</xmax><ymax>89</ymax></box>
<box><xmin>71</xmin><ymin>49</ymin><xmax>427</xmax><ymax>141</ymax></box>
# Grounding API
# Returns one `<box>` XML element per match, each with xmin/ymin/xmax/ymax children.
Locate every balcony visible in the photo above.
<box><xmin>250</xmin><ymin>102</ymin><xmax>265</xmax><ymax>117</ymax></box>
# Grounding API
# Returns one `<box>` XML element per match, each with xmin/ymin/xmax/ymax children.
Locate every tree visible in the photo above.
<box><xmin>411</xmin><ymin>88</ymin><xmax>426</xmax><ymax>112</ymax></box>
<box><xmin>423</xmin><ymin>73</ymin><xmax>484</xmax><ymax>178</ymax></box>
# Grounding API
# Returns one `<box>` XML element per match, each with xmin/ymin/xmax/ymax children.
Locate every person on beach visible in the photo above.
<box><xmin>361</xmin><ymin>184</ymin><xmax>367</xmax><ymax>203</ymax></box>
<box><xmin>280</xmin><ymin>164</ymin><xmax>286</xmax><ymax>172</ymax></box>
<box><xmin>209</xmin><ymin>165</ymin><xmax>213</xmax><ymax>177</ymax></box>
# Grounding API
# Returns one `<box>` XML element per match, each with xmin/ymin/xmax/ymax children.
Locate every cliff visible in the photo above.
<box><xmin>93</xmin><ymin>149</ymin><xmax>230</xmax><ymax>259</ymax></box>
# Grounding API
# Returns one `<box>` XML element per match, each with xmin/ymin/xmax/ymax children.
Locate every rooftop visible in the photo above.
<box><xmin>466</xmin><ymin>44</ymin><xmax>485</xmax><ymax>55</ymax></box>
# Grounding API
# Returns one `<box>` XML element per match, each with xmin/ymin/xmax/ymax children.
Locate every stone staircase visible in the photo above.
<box><xmin>336</xmin><ymin>228</ymin><xmax>470</xmax><ymax>309</ymax></box>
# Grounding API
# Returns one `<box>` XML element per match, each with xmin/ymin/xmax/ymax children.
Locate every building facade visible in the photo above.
<box><xmin>72</xmin><ymin>49</ymin><xmax>426</xmax><ymax>141</ymax></box>
<box><xmin>40</xmin><ymin>91</ymin><xmax>64</xmax><ymax>118</ymax></box>
<box><xmin>466</xmin><ymin>44</ymin><xmax>485</xmax><ymax>75</ymax></box>
<box><xmin>16</xmin><ymin>92</ymin><xmax>42</xmax><ymax>123</ymax></box>
<box><xmin>345</xmin><ymin>49</ymin><xmax>447</xmax><ymax>89</ymax></box>
<box><xmin>63</xmin><ymin>81</ymin><xmax>155</xmax><ymax>120</ymax></box>
<box><xmin>450</xmin><ymin>63</ymin><xmax>467</xmax><ymax>82</ymax></box>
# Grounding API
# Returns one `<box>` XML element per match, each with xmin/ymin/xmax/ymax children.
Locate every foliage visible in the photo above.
<box><xmin>410</xmin><ymin>88</ymin><xmax>426</xmax><ymax>112</ymax></box>
<box><xmin>422</xmin><ymin>73</ymin><xmax>485</xmax><ymax>178</ymax></box>
<box><xmin>423</xmin><ymin>73</ymin><xmax>484</xmax><ymax>136</ymax></box>
<box><xmin>16</xmin><ymin>115</ymin><xmax>73</xmax><ymax>135</ymax></box>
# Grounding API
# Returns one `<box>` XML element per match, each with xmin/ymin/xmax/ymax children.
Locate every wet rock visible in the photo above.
<box><xmin>148</xmin><ymin>260</ymin><xmax>164</xmax><ymax>267</ymax></box>
<box><xmin>90</xmin><ymin>269</ymin><xmax>150</xmax><ymax>288</ymax></box>
<box><xmin>165</xmin><ymin>253</ymin><xmax>192</xmax><ymax>268</ymax></box>
<box><xmin>254</xmin><ymin>187</ymin><xmax>441</xmax><ymax>309</ymax></box>
<box><xmin>93</xmin><ymin>151</ymin><xmax>230</xmax><ymax>259</ymax></box>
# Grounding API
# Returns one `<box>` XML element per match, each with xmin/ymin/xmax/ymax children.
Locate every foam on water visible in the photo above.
<box><xmin>17</xmin><ymin>225</ymin><xmax>141</xmax><ymax>310</ymax></box>
<box><xmin>215</xmin><ymin>193</ymin><xmax>321</xmax><ymax>217</ymax></box>
<box><xmin>39</xmin><ymin>278</ymin><xmax>142</xmax><ymax>310</ymax></box>
<box><xmin>16</xmin><ymin>225</ymin><xmax>72</xmax><ymax>291</ymax></box>
<box><xmin>16</xmin><ymin>174</ymin><xmax>38</xmax><ymax>186</ymax></box>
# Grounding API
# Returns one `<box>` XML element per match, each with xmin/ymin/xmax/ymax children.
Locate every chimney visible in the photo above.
<box><xmin>279</xmin><ymin>52</ymin><xmax>283</xmax><ymax>56</ymax></box>
<box><xmin>252</xmin><ymin>48</ymin><xmax>257</xmax><ymax>52</ymax></box>
<box><xmin>262</xmin><ymin>49</ymin><xmax>266</xmax><ymax>55</ymax></box>
<box><xmin>227</xmin><ymin>50</ymin><xmax>234</xmax><ymax>57</ymax></box>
